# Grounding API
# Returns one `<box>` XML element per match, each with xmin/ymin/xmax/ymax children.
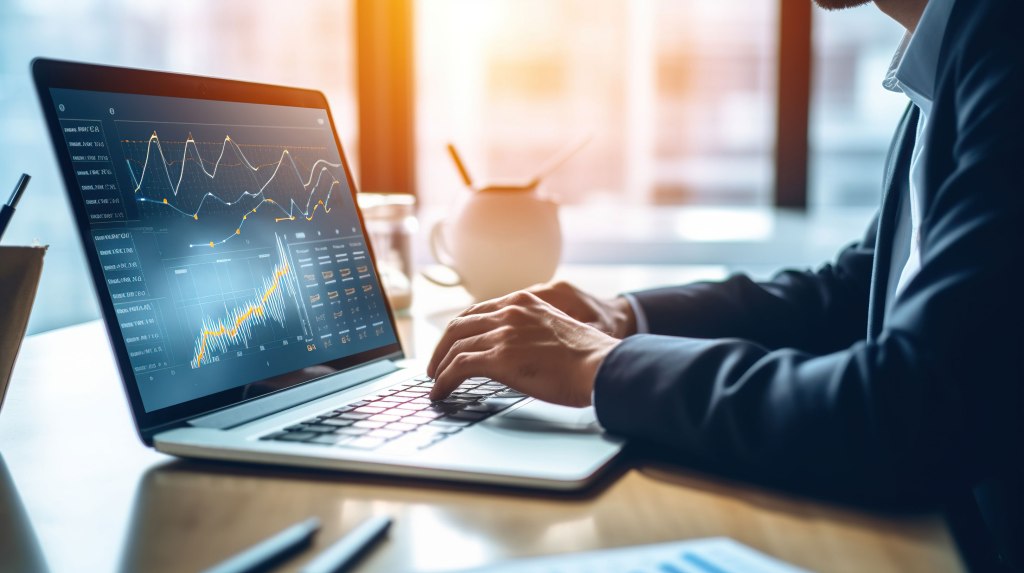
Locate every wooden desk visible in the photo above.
<box><xmin>0</xmin><ymin>266</ymin><xmax>965</xmax><ymax>573</ymax></box>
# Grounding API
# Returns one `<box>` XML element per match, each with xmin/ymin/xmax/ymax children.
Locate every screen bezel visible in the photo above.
<box><xmin>32</xmin><ymin>58</ymin><xmax>404</xmax><ymax>444</ymax></box>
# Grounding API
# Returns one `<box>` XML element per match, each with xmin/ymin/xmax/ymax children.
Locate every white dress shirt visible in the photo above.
<box><xmin>884</xmin><ymin>0</ymin><xmax>955</xmax><ymax>300</ymax></box>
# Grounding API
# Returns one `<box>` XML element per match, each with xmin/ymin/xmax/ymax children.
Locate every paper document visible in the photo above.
<box><xmin>451</xmin><ymin>537</ymin><xmax>814</xmax><ymax>573</ymax></box>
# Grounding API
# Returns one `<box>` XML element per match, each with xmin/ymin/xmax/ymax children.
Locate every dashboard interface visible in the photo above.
<box><xmin>50</xmin><ymin>88</ymin><xmax>397</xmax><ymax>412</ymax></box>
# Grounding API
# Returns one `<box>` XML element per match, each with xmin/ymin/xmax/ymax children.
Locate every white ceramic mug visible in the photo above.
<box><xmin>427</xmin><ymin>189</ymin><xmax>562</xmax><ymax>301</ymax></box>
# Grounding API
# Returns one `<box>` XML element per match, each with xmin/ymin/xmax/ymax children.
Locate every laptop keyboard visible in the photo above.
<box><xmin>259</xmin><ymin>375</ymin><xmax>527</xmax><ymax>453</ymax></box>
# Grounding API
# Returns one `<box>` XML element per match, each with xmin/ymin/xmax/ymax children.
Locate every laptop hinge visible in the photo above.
<box><xmin>187</xmin><ymin>359</ymin><xmax>400</xmax><ymax>430</ymax></box>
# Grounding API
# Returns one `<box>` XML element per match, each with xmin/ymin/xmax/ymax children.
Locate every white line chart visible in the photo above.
<box><xmin>122</xmin><ymin>131</ymin><xmax>344</xmax><ymax>248</ymax></box>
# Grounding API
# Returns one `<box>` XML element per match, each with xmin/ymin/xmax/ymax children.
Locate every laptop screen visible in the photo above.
<box><xmin>47</xmin><ymin>87</ymin><xmax>399</xmax><ymax>413</ymax></box>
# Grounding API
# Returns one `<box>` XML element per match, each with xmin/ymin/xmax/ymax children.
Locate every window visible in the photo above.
<box><xmin>415</xmin><ymin>0</ymin><xmax>778</xmax><ymax>207</ymax></box>
<box><xmin>809</xmin><ymin>5</ymin><xmax>907</xmax><ymax>207</ymax></box>
<box><xmin>0</xmin><ymin>0</ymin><xmax>355</xmax><ymax>333</ymax></box>
<box><xmin>2</xmin><ymin>1</ymin><xmax>912</xmax><ymax>332</ymax></box>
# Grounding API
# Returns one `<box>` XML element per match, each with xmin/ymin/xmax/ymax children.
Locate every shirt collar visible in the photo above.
<box><xmin>882</xmin><ymin>0</ymin><xmax>956</xmax><ymax>114</ymax></box>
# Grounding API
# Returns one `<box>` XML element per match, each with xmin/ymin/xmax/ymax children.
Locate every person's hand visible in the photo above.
<box><xmin>525</xmin><ymin>280</ymin><xmax>637</xmax><ymax>338</ymax></box>
<box><xmin>426</xmin><ymin>290</ymin><xmax>620</xmax><ymax>407</ymax></box>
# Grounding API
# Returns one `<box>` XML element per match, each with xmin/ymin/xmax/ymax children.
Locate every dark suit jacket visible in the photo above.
<box><xmin>594</xmin><ymin>0</ymin><xmax>1022</xmax><ymax>565</ymax></box>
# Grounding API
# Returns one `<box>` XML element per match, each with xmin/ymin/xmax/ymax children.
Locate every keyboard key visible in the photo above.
<box><xmin>408</xmin><ymin>410</ymin><xmax>444</xmax><ymax>420</ymax></box>
<box><xmin>433</xmin><ymin>402</ymin><xmax>470</xmax><ymax>413</ymax></box>
<box><xmin>354</xmin><ymin>406</ymin><xmax>386</xmax><ymax>414</ymax></box>
<box><xmin>394</xmin><ymin>402</ymin><xmax>428</xmax><ymax>411</ymax></box>
<box><xmin>446</xmin><ymin>394</ymin><xmax>480</xmax><ymax>403</ymax></box>
<box><xmin>463</xmin><ymin>397</ymin><xmax>523</xmax><ymax>413</ymax></box>
<box><xmin>496</xmin><ymin>389</ymin><xmax>528</xmax><ymax>399</ymax></box>
<box><xmin>275</xmin><ymin>432</ymin><xmax>317</xmax><ymax>442</ymax></box>
<box><xmin>368</xmin><ymin>413</ymin><xmax>402</xmax><ymax>423</ymax></box>
<box><xmin>349</xmin><ymin>400</ymin><xmax>371</xmax><ymax>407</ymax></box>
<box><xmin>445</xmin><ymin>410</ymin><xmax>488</xmax><ymax>422</ymax></box>
<box><xmin>321</xmin><ymin>418</ymin><xmax>355</xmax><ymax>427</ymax></box>
<box><xmin>431</xmin><ymin>418</ymin><xmax>473</xmax><ymax>427</ymax></box>
<box><xmin>335</xmin><ymin>427</ymin><xmax>370</xmax><ymax>436</ymax></box>
<box><xmin>395</xmin><ymin>390</ymin><xmax>428</xmax><ymax>397</ymax></box>
<box><xmin>260</xmin><ymin>432</ymin><xmax>287</xmax><ymax>441</ymax></box>
<box><xmin>463</xmin><ymin>389</ymin><xmax>496</xmax><ymax>396</ymax></box>
<box><xmin>284</xmin><ymin>425</ymin><xmax>307</xmax><ymax>432</ymax></box>
<box><xmin>468</xmin><ymin>376</ymin><xmax>490</xmax><ymax>382</ymax></box>
<box><xmin>389</xmin><ymin>409</ymin><xmax>421</xmax><ymax>419</ymax></box>
<box><xmin>413</xmin><ymin>375</ymin><xmax>433</xmax><ymax>382</ymax></box>
<box><xmin>376</xmin><ymin>395</ymin><xmax>407</xmax><ymax>403</ymax></box>
<box><xmin>353</xmin><ymin>420</ymin><xmax>387</xmax><ymax>429</ymax></box>
<box><xmin>302</xmin><ymin>424</ymin><xmax>340</xmax><ymax>433</ymax></box>
<box><xmin>338</xmin><ymin>412</ymin><xmax>372</xmax><ymax>421</ymax></box>
<box><xmin>385</xmin><ymin>422</ymin><xmax>418</xmax><ymax>432</ymax></box>
<box><xmin>415</xmin><ymin>425</ymin><xmax>462</xmax><ymax>435</ymax></box>
<box><xmin>368</xmin><ymin>428</ymin><xmax>404</xmax><ymax>440</ymax></box>
<box><xmin>398</xmin><ymin>416</ymin><xmax>432</xmax><ymax>426</ymax></box>
<box><xmin>310</xmin><ymin>434</ymin><xmax>346</xmax><ymax>445</ymax></box>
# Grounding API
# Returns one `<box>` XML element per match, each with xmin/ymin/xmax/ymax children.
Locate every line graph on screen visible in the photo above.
<box><xmin>120</xmin><ymin>127</ymin><xmax>344</xmax><ymax>248</ymax></box>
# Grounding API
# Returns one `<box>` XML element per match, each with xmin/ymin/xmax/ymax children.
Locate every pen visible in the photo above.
<box><xmin>447</xmin><ymin>144</ymin><xmax>475</xmax><ymax>189</ymax></box>
<box><xmin>0</xmin><ymin>174</ymin><xmax>30</xmax><ymax>243</ymax></box>
<box><xmin>201</xmin><ymin>517</ymin><xmax>321</xmax><ymax>573</ymax></box>
<box><xmin>300</xmin><ymin>515</ymin><xmax>392</xmax><ymax>573</ymax></box>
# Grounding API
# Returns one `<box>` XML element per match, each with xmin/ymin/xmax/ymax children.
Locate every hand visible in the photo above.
<box><xmin>525</xmin><ymin>280</ymin><xmax>637</xmax><ymax>338</ymax></box>
<box><xmin>427</xmin><ymin>290</ymin><xmax>621</xmax><ymax>407</ymax></box>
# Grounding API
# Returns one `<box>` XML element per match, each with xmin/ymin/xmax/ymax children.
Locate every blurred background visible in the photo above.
<box><xmin>0</xmin><ymin>0</ymin><xmax>906</xmax><ymax>334</ymax></box>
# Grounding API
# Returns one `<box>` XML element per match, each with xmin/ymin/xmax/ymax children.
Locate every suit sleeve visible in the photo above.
<box><xmin>629</xmin><ymin>221</ymin><xmax>875</xmax><ymax>355</ymax></box>
<box><xmin>596</xmin><ymin>1</ymin><xmax>1024</xmax><ymax>498</ymax></box>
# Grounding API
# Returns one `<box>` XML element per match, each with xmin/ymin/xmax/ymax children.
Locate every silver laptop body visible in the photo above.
<box><xmin>34</xmin><ymin>58</ymin><xmax>623</xmax><ymax>490</ymax></box>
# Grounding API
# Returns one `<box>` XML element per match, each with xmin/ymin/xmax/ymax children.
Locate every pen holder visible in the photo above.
<box><xmin>0</xmin><ymin>246</ymin><xmax>46</xmax><ymax>410</ymax></box>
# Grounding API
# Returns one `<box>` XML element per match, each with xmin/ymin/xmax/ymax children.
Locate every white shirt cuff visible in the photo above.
<box><xmin>620</xmin><ymin>293</ymin><xmax>649</xmax><ymax>334</ymax></box>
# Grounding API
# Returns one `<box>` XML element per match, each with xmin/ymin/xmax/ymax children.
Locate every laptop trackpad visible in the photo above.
<box><xmin>493</xmin><ymin>400</ymin><xmax>599</xmax><ymax>432</ymax></box>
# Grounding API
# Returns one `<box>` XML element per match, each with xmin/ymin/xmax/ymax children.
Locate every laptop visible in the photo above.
<box><xmin>32</xmin><ymin>58</ymin><xmax>624</xmax><ymax>490</ymax></box>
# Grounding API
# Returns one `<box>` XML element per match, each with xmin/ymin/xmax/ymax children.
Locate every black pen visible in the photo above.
<box><xmin>300</xmin><ymin>515</ymin><xmax>392</xmax><ymax>573</ymax></box>
<box><xmin>201</xmin><ymin>517</ymin><xmax>321</xmax><ymax>573</ymax></box>
<box><xmin>0</xmin><ymin>174</ymin><xmax>31</xmax><ymax>243</ymax></box>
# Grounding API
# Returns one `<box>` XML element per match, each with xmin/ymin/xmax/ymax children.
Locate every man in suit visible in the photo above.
<box><xmin>428</xmin><ymin>0</ymin><xmax>1021</xmax><ymax>566</ymax></box>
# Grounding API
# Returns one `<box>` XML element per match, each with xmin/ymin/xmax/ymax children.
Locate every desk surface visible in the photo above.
<box><xmin>0</xmin><ymin>266</ymin><xmax>965</xmax><ymax>573</ymax></box>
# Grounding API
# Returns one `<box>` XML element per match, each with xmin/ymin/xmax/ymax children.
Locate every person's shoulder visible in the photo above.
<box><xmin>944</xmin><ymin>0</ymin><xmax>1024</xmax><ymax>57</ymax></box>
<box><xmin>938</xmin><ymin>0</ymin><xmax>1024</xmax><ymax>99</ymax></box>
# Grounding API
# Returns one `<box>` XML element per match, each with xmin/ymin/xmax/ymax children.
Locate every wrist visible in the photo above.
<box><xmin>609</xmin><ymin>295</ymin><xmax>637</xmax><ymax>338</ymax></box>
<box><xmin>580</xmin><ymin>334</ymin><xmax>619</xmax><ymax>407</ymax></box>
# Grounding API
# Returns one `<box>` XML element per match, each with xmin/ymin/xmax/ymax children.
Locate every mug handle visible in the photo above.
<box><xmin>422</xmin><ymin>220</ymin><xmax>462</xmax><ymax>287</ymax></box>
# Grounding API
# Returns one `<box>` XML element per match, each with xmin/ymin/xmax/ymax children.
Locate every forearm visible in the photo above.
<box><xmin>593</xmin><ymin>332</ymin><xmax>1018</xmax><ymax>499</ymax></box>
<box><xmin>624</xmin><ymin>220</ymin><xmax>875</xmax><ymax>354</ymax></box>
